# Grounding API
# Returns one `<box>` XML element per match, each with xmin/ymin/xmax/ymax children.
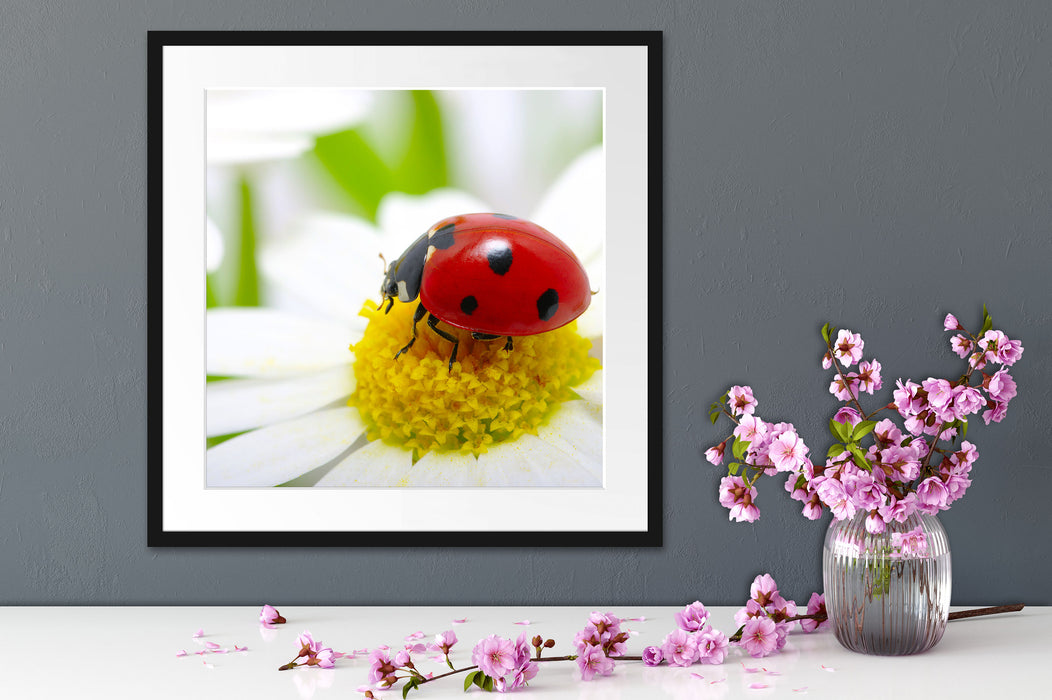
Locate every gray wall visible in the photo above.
<box><xmin>1</xmin><ymin>1</ymin><xmax>1049</xmax><ymax>606</ymax></box>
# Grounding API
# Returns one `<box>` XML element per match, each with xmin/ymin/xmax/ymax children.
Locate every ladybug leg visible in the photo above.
<box><xmin>470</xmin><ymin>332</ymin><xmax>501</xmax><ymax>341</ymax></box>
<box><xmin>426</xmin><ymin>313</ymin><xmax>460</xmax><ymax>371</ymax></box>
<box><xmin>503</xmin><ymin>336</ymin><xmax>514</xmax><ymax>352</ymax></box>
<box><xmin>394</xmin><ymin>302</ymin><xmax>428</xmax><ymax>360</ymax></box>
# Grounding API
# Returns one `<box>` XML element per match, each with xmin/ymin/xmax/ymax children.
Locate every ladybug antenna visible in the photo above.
<box><xmin>590</xmin><ymin>286</ymin><xmax>600</xmax><ymax>296</ymax></box>
<box><xmin>378</xmin><ymin>251</ymin><xmax>387</xmax><ymax>271</ymax></box>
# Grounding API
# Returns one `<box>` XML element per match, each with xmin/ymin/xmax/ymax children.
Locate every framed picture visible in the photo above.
<box><xmin>147</xmin><ymin>31</ymin><xmax>662</xmax><ymax>546</ymax></box>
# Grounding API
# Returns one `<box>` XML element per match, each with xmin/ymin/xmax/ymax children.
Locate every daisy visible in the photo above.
<box><xmin>205</xmin><ymin>148</ymin><xmax>604</xmax><ymax>487</ymax></box>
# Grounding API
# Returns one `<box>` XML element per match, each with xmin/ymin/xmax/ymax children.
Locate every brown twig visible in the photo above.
<box><xmin>948</xmin><ymin>604</ymin><xmax>1024</xmax><ymax>621</ymax></box>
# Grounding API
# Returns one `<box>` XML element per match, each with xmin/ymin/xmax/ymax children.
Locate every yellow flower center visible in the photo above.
<box><xmin>350</xmin><ymin>300</ymin><xmax>600</xmax><ymax>459</ymax></box>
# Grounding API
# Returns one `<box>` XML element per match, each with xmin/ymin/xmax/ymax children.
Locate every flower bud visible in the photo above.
<box><xmin>543</xmin><ymin>639</ymin><xmax>556</xmax><ymax>648</ymax></box>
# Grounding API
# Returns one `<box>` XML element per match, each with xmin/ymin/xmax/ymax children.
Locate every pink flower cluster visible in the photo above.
<box><xmin>285</xmin><ymin>631</ymin><xmax>339</xmax><ymax>670</ymax></box>
<box><xmin>641</xmin><ymin>601</ymin><xmax>729</xmax><ymax>668</ymax></box>
<box><xmin>733</xmin><ymin>575</ymin><xmax>825</xmax><ymax>658</ymax></box>
<box><xmin>572</xmin><ymin>611</ymin><xmax>629</xmax><ymax>680</ymax></box>
<box><xmin>471</xmin><ymin>634</ymin><xmax>538</xmax><ymax>692</ymax></box>
<box><xmin>707</xmin><ymin>310</ymin><xmax>1023</xmax><ymax>529</ymax></box>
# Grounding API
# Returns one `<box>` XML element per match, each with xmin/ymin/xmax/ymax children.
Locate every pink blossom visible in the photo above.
<box><xmin>849</xmin><ymin>473</ymin><xmax>887</xmax><ymax>511</ymax></box>
<box><xmin>800</xmin><ymin>593</ymin><xmax>829</xmax><ymax>633</ymax></box>
<box><xmin>865</xmin><ymin>511</ymin><xmax>886</xmax><ymax>534</ymax></box>
<box><xmin>997</xmin><ymin>338</ymin><xmax>1024</xmax><ymax>366</ymax></box>
<box><xmin>952</xmin><ymin>385</ymin><xmax>984</xmax><ymax>417</ymax></box>
<box><xmin>878</xmin><ymin>493</ymin><xmax>918</xmax><ymax>523</ymax></box>
<box><xmin>915</xmin><ymin>477</ymin><xmax>949</xmax><ymax>513</ymax></box>
<box><xmin>661</xmin><ymin>629</ymin><xmax>699</xmax><ymax>667</ymax></box>
<box><xmin>873</xmin><ymin>419</ymin><xmax>903</xmax><ymax>446</ymax></box>
<box><xmin>950</xmin><ymin>334</ymin><xmax>973</xmax><ymax>359</ymax></box>
<box><xmin>576</xmin><ymin>644</ymin><xmax>614</xmax><ymax>680</ymax></box>
<box><xmin>750</xmin><ymin>574</ymin><xmax>779</xmax><ymax>606</ymax></box>
<box><xmin>829</xmin><ymin>373</ymin><xmax>860</xmax><ymax>401</ymax></box>
<box><xmin>501</xmin><ymin>633</ymin><xmax>538</xmax><ymax>691</ymax></box>
<box><xmin>472</xmin><ymin>635</ymin><xmax>517</xmax><ymax>681</ymax></box>
<box><xmin>833</xmin><ymin>329</ymin><xmax>864</xmax><ymax>367</ymax></box>
<box><xmin>310</xmin><ymin>647</ymin><xmax>336</xmax><ymax>669</ymax></box>
<box><xmin>719</xmin><ymin>475</ymin><xmax>760</xmax><ymax>523</ymax></box>
<box><xmin>734</xmin><ymin>599</ymin><xmax>768</xmax><ymax>627</ymax></box>
<box><xmin>642</xmin><ymin>645</ymin><xmax>663</xmax><ymax>666</ymax></box>
<box><xmin>891</xmin><ymin>526</ymin><xmax>928</xmax><ymax>557</ymax></box>
<box><xmin>968</xmin><ymin>351</ymin><xmax>987</xmax><ymax>370</ymax></box>
<box><xmin>674</xmin><ymin>601</ymin><xmax>710</xmax><ymax>632</ymax></box>
<box><xmin>800</xmin><ymin>491</ymin><xmax>824</xmax><ymax>520</ymax></box>
<box><xmin>986</xmin><ymin>368</ymin><xmax>1017</xmax><ymax>402</ymax></box>
<box><xmin>922</xmin><ymin>378</ymin><xmax>953</xmax><ymax>409</ymax></box>
<box><xmin>728</xmin><ymin>385</ymin><xmax>758</xmax><ymax>417</ymax></box>
<box><xmin>431</xmin><ymin>630</ymin><xmax>458</xmax><ymax>655</ymax></box>
<box><xmin>821</xmin><ymin>351</ymin><xmax>833</xmax><ymax>369</ymax></box>
<box><xmin>733</xmin><ymin>414</ymin><xmax>768</xmax><ymax>442</ymax></box>
<box><xmin>982</xmin><ymin>400</ymin><xmax>1008</xmax><ymax>424</ymax></box>
<box><xmin>832</xmin><ymin>406</ymin><xmax>862</xmax><ymax>427</ymax></box>
<box><xmin>695</xmin><ymin>628</ymin><xmax>728</xmax><ymax>665</ymax></box>
<box><xmin>856</xmin><ymin>359</ymin><xmax>882</xmax><ymax>394</ymax></box>
<box><xmin>816</xmin><ymin>477</ymin><xmax>856</xmax><ymax>520</ymax></box>
<box><xmin>768</xmin><ymin>594</ymin><xmax>797</xmax><ymax>622</ymax></box>
<box><xmin>368</xmin><ymin>649</ymin><xmax>397</xmax><ymax>686</ymax></box>
<box><xmin>739</xmin><ymin>617</ymin><xmax>779</xmax><ymax>658</ymax></box>
<box><xmin>768</xmin><ymin>430</ymin><xmax>808</xmax><ymax>472</ymax></box>
<box><xmin>259</xmin><ymin>604</ymin><xmax>285</xmax><ymax>625</ymax></box>
<box><xmin>943</xmin><ymin>313</ymin><xmax>960</xmax><ymax>331</ymax></box>
<box><xmin>705</xmin><ymin>441</ymin><xmax>726</xmax><ymax>465</ymax></box>
<box><xmin>893</xmin><ymin>379</ymin><xmax>925</xmax><ymax>416</ymax></box>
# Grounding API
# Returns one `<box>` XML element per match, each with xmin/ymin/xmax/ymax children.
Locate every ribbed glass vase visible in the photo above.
<box><xmin>822</xmin><ymin>510</ymin><xmax>951</xmax><ymax>655</ymax></box>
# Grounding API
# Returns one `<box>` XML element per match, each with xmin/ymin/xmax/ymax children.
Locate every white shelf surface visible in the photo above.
<box><xmin>0</xmin><ymin>605</ymin><xmax>1045</xmax><ymax>698</ymax></box>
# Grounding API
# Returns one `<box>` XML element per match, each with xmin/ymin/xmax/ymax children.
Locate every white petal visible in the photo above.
<box><xmin>207</xmin><ymin>133</ymin><xmax>314</xmax><ymax>165</ymax></box>
<box><xmin>376</xmin><ymin>189</ymin><xmax>492</xmax><ymax>259</ymax></box>
<box><xmin>206</xmin><ymin>217</ymin><xmax>225</xmax><ymax>273</ymax></box>
<box><xmin>479</xmin><ymin>433</ymin><xmax>601</xmax><ymax>487</ymax></box>
<box><xmin>571</xmin><ymin>371</ymin><xmax>604</xmax><ymax>406</ymax></box>
<box><xmin>207</xmin><ymin>407</ymin><xmax>365</xmax><ymax>487</ymax></box>
<box><xmin>208</xmin><ymin>90</ymin><xmax>374</xmax><ymax>136</ymax></box>
<box><xmin>314</xmin><ymin>439</ymin><xmax>414</xmax><ymax>487</ymax></box>
<box><xmin>259</xmin><ymin>213</ymin><xmax>384</xmax><ymax>325</ymax></box>
<box><xmin>206</xmin><ymin>366</ymin><xmax>354</xmax><ymax>436</ymax></box>
<box><xmin>530</xmin><ymin>146</ymin><xmax>605</xmax><ymax>263</ymax></box>
<box><xmin>403</xmin><ymin>450</ymin><xmax>486</xmax><ymax>487</ymax></box>
<box><xmin>207</xmin><ymin>308</ymin><xmax>358</xmax><ymax>377</ymax></box>
<box><xmin>536</xmin><ymin>400</ymin><xmax>604</xmax><ymax>482</ymax></box>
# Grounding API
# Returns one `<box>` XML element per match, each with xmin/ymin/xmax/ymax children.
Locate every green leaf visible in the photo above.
<box><xmin>392</xmin><ymin>91</ymin><xmax>449</xmax><ymax>194</ymax></box>
<box><xmin>821</xmin><ymin>323</ymin><xmax>831</xmax><ymax>343</ymax></box>
<box><xmin>709</xmin><ymin>411</ymin><xmax>720</xmax><ymax>425</ymax></box>
<box><xmin>313</xmin><ymin>128</ymin><xmax>394</xmax><ymax>221</ymax></box>
<box><xmin>961</xmin><ymin>418</ymin><xmax>969</xmax><ymax>440</ymax></box>
<box><xmin>403</xmin><ymin>678</ymin><xmax>419</xmax><ymax>699</ymax></box>
<box><xmin>482</xmin><ymin>676</ymin><xmax>494</xmax><ymax>692</ymax></box>
<box><xmin>465</xmin><ymin>671</ymin><xmax>479</xmax><ymax>692</ymax></box>
<box><xmin>827</xmin><ymin>443</ymin><xmax>846</xmax><ymax>459</ymax></box>
<box><xmin>795</xmin><ymin>474</ymin><xmax>807</xmax><ymax>490</ymax></box>
<box><xmin>830</xmin><ymin>418</ymin><xmax>850</xmax><ymax>443</ymax></box>
<box><xmin>234</xmin><ymin>177</ymin><xmax>260</xmax><ymax>307</ymax></box>
<box><xmin>848</xmin><ymin>444</ymin><xmax>872</xmax><ymax>470</ymax></box>
<box><xmin>979</xmin><ymin>304</ymin><xmax>993</xmax><ymax>335</ymax></box>
<box><xmin>732</xmin><ymin>438</ymin><xmax>750</xmax><ymax>460</ymax></box>
<box><xmin>728</xmin><ymin>462</ymin><xmax>740</xmax><ymax>476</ymax></box>
<box><xmin>852</xmin><ymin>420</ymin><xmax>877</xmax><ymax>440</ymax></box>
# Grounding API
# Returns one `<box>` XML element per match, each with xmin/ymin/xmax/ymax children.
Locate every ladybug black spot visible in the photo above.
<box><xmin>491</xmin><ymin>213</ymin><xmax>518</xmax><ymax>220</ymax></box>
<box><xmin>460</xmin><ymin>295</ymin><xmax>479</xmax><ymax>316</ymax></box>
<box><xmin>430</xmin><ymin>223</ymin><xmax>457</xmax><ymax>250</ymax></box>
<box><xmin>487</xmin><ymin>244</ymin><xmax>513</xmax><ymax>276</ymax></box>
<box><xmin>536</xmin><ymin>288</ymin><xmax>559</xmax><ymax>322</ymax></box>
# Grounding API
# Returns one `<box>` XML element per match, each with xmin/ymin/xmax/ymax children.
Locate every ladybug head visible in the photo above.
<box><xmin>378</xmin><ymin>231</ymin><xmax>430</xmax><ymax>313</ymax></box>
<box><xmin>379</xmin><ymin>261</ymin><xmax>401</xmax><ymax>314</ymax></box>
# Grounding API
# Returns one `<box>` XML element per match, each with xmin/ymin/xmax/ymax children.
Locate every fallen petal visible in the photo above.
<box><xmin>234</xmin><ymin>645</ymin><xmax>249</xmax><ymax>652</ymax></box>
<box><xmin>205</xmin><ymin>641</ymin><xmax>221</xmax><ymax>649</ymax></box>
<box><xmin>405</xmin><ymin>631</ymin><xmax>425</xmax><ymax>641</ymax></box>
<box><xmin>193</xmin><ymin>628</ymin><xmax>204</xmax><ymax>638</ymax></box>
<box><xmin>175</xmin><ymin>650</ymin><xmax>188</xmax><ymax>657</ymax></box>
<box><xmin>452</xmin><ymin>619</ymin><xmax>468</xmax><ymax>624</ymax></box>
<box><xmin>513</xmin><ymin>620</ymin><xmax>531</xmax><ymax>626</ymax></box>
<box><xmin>793</xmin><ymin>688</ymin><xmax>809</xmax><ymax>693</ymax></box>
<box><xmin>627</xmin><ymin>616</ymin><xmax>647</xmax><ymax>622</ymax></box>
<box><xmin>710</xmin><ymin>678</ymin><xmax>726</xmax><ymax>685</ymax></box>
<box><xmin>691</xmin><ymin>673</ymin><xmax>705</xmax><ymax>680</ymax></box>
<box><xmin>821</xmin><ymin>665</ymin><xmax>835</xmax><ymax>672</ymax></box>
<box><xmin>749</xmin><ymin>683</ymin><xmax>769</xmax><ymax>689</ymax></box>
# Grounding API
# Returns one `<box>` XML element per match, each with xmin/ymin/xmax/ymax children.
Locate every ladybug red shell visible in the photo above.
<box><xmin>379</xmin><ymin>213</ymin><xmax>592</xmax><ymax>370</ymax></box>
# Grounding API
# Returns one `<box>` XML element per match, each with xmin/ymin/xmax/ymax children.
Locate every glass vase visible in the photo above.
<box><xmin>822</xmin><ymin>510</ymin><xmax>951</xmax><ymax>655</ymax></box>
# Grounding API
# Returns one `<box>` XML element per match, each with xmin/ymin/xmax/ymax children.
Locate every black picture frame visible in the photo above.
<box><xmin>147</xmin><ymin>30</ymin><xmax>662</xmax><ymax>547</ymax></box>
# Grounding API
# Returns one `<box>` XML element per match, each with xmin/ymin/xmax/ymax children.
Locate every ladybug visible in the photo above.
<box><xmin>379</xmin><ymin>213</ymin><xmax>592</xmax><ymax>370</ymax></box>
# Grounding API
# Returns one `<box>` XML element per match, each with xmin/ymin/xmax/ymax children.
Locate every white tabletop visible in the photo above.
<box><xmin>0</xmin><ymin>605</ymin><xmax>1044</xmax><ymax>699</ymax></box>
